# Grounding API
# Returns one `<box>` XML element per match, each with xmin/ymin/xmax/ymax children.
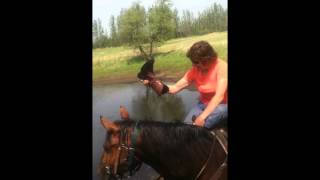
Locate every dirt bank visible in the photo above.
<box><xmin>93</xmin><ymin>72</ymin><xmax>185</xmax><ymax>86</ymax></box>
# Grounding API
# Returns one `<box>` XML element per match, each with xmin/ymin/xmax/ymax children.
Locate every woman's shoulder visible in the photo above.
<box><xmin>183</xmin><ymin>66</ymin><xmax>197</xmax><ymax>81</ymax></box>
<box><xmin>216</xmin><ymin>58</ymin><xmax>227</xmax><ymax>69</ymax></box>
<box><xmin>217</xmin><ymin>58</ymin><xmax>227</xmax><ymax>65</ymax></box>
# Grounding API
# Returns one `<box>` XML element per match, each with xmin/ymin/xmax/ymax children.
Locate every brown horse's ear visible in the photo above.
<box><xmin>119</xmin><ymin>105</ymin><xmax>130</xmax><ymax>120</ymax></box>
<box><xmin>100</xmin><ymin>116</ymin><xmax>120</xmax><ymax>132</ymax></box>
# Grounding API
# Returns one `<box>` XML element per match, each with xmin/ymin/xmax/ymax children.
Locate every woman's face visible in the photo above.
<box><xmin>192</xmin><ymin>58</ymin><xmax>212</xmax><ymax>72</ymax></box>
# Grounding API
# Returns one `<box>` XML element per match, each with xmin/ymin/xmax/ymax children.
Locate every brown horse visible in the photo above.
<box><xmin>99</xmin><ymin>106</ymin><xmax>227</xmax><ymax>180</ymax></box>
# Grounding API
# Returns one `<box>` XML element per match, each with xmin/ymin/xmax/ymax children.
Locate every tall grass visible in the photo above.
<box><xmin>93</xmin><ymin>32</ymin><xmax>227</xmax><ymax>81</ymax></box>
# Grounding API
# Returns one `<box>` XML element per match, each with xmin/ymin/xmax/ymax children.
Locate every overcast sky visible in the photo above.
<box><xmin>93</xmin><ymin>0</ymin><xmax>227</xmax><ymax>34</ymax></box>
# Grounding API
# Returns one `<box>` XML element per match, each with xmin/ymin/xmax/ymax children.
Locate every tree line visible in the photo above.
<box><xmin>93</xmin><ymin>0</ymin><xmax>227</xmax><ymax>60</ymax></box>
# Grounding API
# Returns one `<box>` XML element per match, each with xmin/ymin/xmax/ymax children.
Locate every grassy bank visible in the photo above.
<box><xmin>93</xmin><ymin>32</ymin><xmax>227</xmax><ymax>84</ymax></box>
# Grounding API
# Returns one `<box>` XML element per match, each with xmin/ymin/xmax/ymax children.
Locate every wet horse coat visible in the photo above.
<box><xmin>100</xmin><ymin>117</ymin><xmax>227</xmax><ymax>180</ymax></box>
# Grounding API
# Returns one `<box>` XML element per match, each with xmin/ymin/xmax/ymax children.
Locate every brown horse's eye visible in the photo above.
<box><xmin>103</xmin><ymin>143</ymin><xmax>111</xmax><ymax>152</ymax></box>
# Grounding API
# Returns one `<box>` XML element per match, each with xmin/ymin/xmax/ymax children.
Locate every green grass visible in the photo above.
<box><xmin>154</xmin><ymin>51</ymin><xmax>191</xmax><ymax>73</ymax></box>
<box><xmin>93</xmin><ymin>32</ymin><xmax>227</xmax><ymax>81</ymax></box>
<box><xmin>93</xmin><ymin>56</ymin><xmax>144</xmax><ymax>80</ymax></box>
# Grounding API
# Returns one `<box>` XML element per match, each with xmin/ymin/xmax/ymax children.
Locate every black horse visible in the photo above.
<box><xmin>99</xmin><ymin>114</ymin><xmax>227</xmax><ymax>180</ymax></box>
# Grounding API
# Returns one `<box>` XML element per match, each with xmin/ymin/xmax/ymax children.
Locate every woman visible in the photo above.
<box><xmin>143</xmin><ymin>41</ymin><xmax>227</xmax><ymax>129</ymax></box>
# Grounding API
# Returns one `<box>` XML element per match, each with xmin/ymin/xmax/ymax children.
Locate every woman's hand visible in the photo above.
<box><xmin>142</xmin><ymin>80</ymin><xmax>150</xmax><ymax>85</ymax></box>
<box><xmin>140</xmin><ymin>79</ymin><xmax>150</xmax><ymax>86</ymax></box>
<box><xmin>193</xmin><ymin>115</ymin><xmax>206</xmax><ymax>127</ymax></box>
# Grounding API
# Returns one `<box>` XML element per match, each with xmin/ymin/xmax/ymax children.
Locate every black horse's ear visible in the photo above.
<box><xmin>137</xmin><ymin>59</ymin><xmax>155</xmax><ymax>80</ymax></box>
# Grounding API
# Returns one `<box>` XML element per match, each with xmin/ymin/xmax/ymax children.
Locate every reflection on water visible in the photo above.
<box><xmin>131</xmin><ymin>87</ymin><xmax>186</xmax><ymax>122</ymax></box>
<box><xmin>93</xmin><ymin>82</ymin><xmax>198</xmax><ymax>180</ymax></box>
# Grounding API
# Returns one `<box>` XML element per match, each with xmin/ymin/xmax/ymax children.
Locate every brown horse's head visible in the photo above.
<box><xmin>98</xmin><ymin>106</ymin><xmax>141</xmax><ymax>179</ymax></box>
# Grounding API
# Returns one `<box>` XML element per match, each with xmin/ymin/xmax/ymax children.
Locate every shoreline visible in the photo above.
<box><xmin>92</xmin><ymin>72</ymin><xmax>184</xmax><ymax>86</ymax></box>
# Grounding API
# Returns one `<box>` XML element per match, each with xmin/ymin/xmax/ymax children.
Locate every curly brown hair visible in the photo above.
<box><xmin>186</xmin><ymin>41</ymin><xmax>217</xmax><ymax>63</ymax></box>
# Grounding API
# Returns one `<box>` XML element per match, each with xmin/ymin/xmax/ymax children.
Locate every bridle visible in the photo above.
<box><xmin>104</xmin><ymin>122</ymin><xmax>142</xmax><ymax>179</ymax></box>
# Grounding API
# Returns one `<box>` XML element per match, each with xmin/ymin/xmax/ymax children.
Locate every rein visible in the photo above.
<box><xmin>156</xmin><ymin>130</ymin><xmax>227</xmax><ymax>180</ymax></box>
<box><xmin>125</xmin><ymin>120</ymin><xmax>141</xmax><ymax>176</ymax></box>
<box><xmin>194</xmin><ymin>131</ymin><xmax>217</xmax><ymax>180</ymax></box>
<box><xmin>194</xmin><ymin>130</ymin><xmax>228</xmax><ymax>180</ymax></box>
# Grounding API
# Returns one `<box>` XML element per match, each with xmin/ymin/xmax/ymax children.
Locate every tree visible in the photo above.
<box><xmin>92</xmin><ymin>20</ymin><xmax>98</xmax><ymax>43</ymax></box>
<box><xmin>97</xmin><ymin>1</ymin><xmax>227</xmax><ymax>48</ymax></box>
<box><xmin>117</xmin><ymin>2</ymin><xmax>147</xmax><ymax>46</ymax></box>
<box><xmin>97</xmin><ymin>18</ymin><xmax>104</xmax><ymax>38</ymax></box>
<box><xmin>172</xmin><ymin>8</ymin><xmax>180</xmax><ymax>38</ymax></box>
<box><xmin>117</xmin><ymin>2</ymin><xmax>148</xmax><ymax>55</ymax></box>
<box><xmin>93</xmin><ymin>18</ymin><xmax>110</xmax><ymax>48</ymax></box>
<box><xmin>180</xmin><ymin>10</ymin><xmax>194</xmax><ymax>36</ymax></box>
<box><xmin>146</xmin><ymin>0</ymin><xmax>175</xmax><ymax>58</ymax></box>
<box><xmin>110</xmin><ymin>15</ymin><xmax>118</xmax><ymax>46</ymax></box>
<box><xmin>189</xmin><ymin>3</ymin><xmax>228</xmax><ymax>35</ymax></box>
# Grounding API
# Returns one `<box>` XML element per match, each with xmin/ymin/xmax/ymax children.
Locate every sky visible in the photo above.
<box><xmin>93</xmin><ymin>0</ymin><xmax>227</xmax><ymax>34</ymax></box>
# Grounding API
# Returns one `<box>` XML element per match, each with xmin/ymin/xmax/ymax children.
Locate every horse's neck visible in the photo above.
<box><xmin>134</xmin><ymin>125</ymin><xmax>213</xmax><ymax>179</ymax></box>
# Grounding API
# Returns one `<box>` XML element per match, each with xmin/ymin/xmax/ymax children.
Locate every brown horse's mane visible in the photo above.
<box><xmin>115</xmin><ymin>120</ymin><xmax>213</xmax><ymax>146</ymax></box>
<box><xmin>113</xmin><ymin>120</ymin><xmax>215</xmax><ymax>180</ymax></box>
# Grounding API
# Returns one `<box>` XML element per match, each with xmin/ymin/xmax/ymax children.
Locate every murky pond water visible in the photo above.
<box><xmin>93</xmin><ymin>82</ymin><xmax>199</xmax><ymax>180</ymax></box>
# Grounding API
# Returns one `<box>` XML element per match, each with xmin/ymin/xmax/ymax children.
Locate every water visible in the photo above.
<box><xmin>93</xmin><ymin>82</ymin><xmax>199</xmax><ymax>180</ymax></box>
